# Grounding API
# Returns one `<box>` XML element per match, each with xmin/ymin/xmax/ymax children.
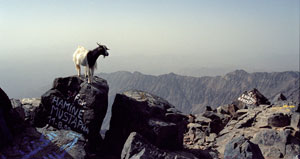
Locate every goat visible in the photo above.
<box><xmin>73</xmin><ymin>43</ymin><xmax>109</xmax><ymax>83</ymax></box>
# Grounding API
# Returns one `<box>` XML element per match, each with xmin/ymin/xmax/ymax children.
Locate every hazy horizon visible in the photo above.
<box><xmin>0</xmin><ymin>0</ymin><xmax>299</xmax><ymax>98</ymax></box>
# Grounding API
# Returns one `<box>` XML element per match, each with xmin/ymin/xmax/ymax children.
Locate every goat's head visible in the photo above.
<box><xmin>96</xmin><ymin>42</ymin><xmax>109</xmax><ymax>58</ymax></box>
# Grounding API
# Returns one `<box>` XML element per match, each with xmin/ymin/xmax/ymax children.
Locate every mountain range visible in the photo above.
<box><xmin>98</xmin><ymin>70</ymin><xmax>299</xmax><ymax>115</ymax></box>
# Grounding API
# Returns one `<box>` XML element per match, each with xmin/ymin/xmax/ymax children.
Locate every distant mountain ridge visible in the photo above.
<box><xmin>98</xmin><ymin>70</ymin><xmax>299</xmax><ymax>114</ymax></box>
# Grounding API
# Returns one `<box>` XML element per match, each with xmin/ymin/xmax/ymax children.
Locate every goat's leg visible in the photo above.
<box><xmin>85</xmin><ymin>67</ymin><xmax>88</xmax><ymax>78</ymax></box>
<box><xmin>76</xmin><ymin>64</ymin><xmax>81</xmax><ymax>77</ymax></box>
<box><xmin>90</xmin><ymin>67</ymin><xmax>95</xmax><ymax>82</ymax></box>
<box><xmin>91</xmin><ymin>67</ymin><xmax>94</xmax><ymax>76</ymax></box>
<box><xmin>87</xmin><ymin>68</ymin><xmax>91</xmax><ymax>83</ymax></box>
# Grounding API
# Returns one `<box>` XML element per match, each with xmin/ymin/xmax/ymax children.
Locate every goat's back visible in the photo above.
<box><xmin>73</xmin><ymin>46</ymin><xmax>89</xmax><ymax>65</ymax></box>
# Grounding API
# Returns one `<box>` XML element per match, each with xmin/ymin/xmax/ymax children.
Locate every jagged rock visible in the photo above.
<box><xmin>291</xmin><ymin>113</ymin><xmax>300</xmax><ymax>130</ymax></box>
<box><xmin>184</xmin><ymin>122</ymin><xmax>206</xmax><ymax>147</ymax></box>
<box><xmin>206</xmin><ymin>133</ymin><xmax>217</xmax><ymax>142</ymax></box>
<box><xmin>236</xmin><ymin>109</ymin><xmax>248</xmax><ymax>118</ymax></box>
<box><xmin>206</xmin><ymin>106</ymin><xmax>213</xmax><ymax>111</ymax></box>
<box><xmin>285</xmin><ymin>133</ymin><xmax>300</xmax><ymax>159</ymax></box>
<box><xmin>104</xmin><ymin>90</ymin><xmax>188</xmax><ymax>156</ymax></box>
<box><xmin>272</xmin><ymin>93</ymin><xmax>287</xmax><ymax>103</ymax></box>
<box><xmin>10</xmin><ymin>99</ymin><xmax>27</xmax><ymax>123</ymax></box>
<box><xmin>188</xmin><ymin>94</ymin><xmax>298</xmax><ymax>159</ymax></box>
<box><xmin>121</xmin><ymin>132</ymin><xmax>198</xmax><ymax>159</ymax></box>
<box><xmin>227</xmin><ymin>104</ymin><xmax>239</xmax><ymax>118</ymax></box>
<box><xmin>188</xmin><ymin>114</ymin><xmax>196</xmax><ymax>123</ymax></box>
<box><xmin>21</xmin><ymin>98</ymin><xmax>41</xmax><ymax>107</ymax></box>
<box><xmin>202</xmin><ymin>111</ymin><xmax>230</xmax><ymax>134</ymax></box>
<box><xmin>10</xmin><ymin>98</ymin><xmax>22</xmax><ymax>108</ymax></box>
<box><xmin>10</xmin><ymin>98</ymin><xmax>42</xmax><ymax>125</ymax></box>
<box><xmin>216</xmin><ymin>107</ymin><xmax>264</xmax><ymax>156</ymax></box>
<box><xmin>267</xmin><ymin>113</ymin><xmax>290</xmax><ymax>127</ymax></box>
<box><xmin>251</xmin><ymin>129</ymin><xmax>288</xmax><ymax>158</ymax></box>
<box><xmin>296</xmin><ymin>103</ymin><xmax>300</xmax><ymax>113</ymax></box>
<box><xmin>0</xmin><ymin>87</ymin><xmax>13</xmax><ymax>149</ymax></box>
<box><xmin>0</xmin><ymin>126</ymin><xmax>86</xmax><ymax>159</ymax></box>
<box><xmin>216</xmin><ymin>105</ymin><xmax>229</xmax><ymax>115</ymax></box>
<box><xmin>34</xmin><ymin>75</ymin><xmax>109</xmax><ymax>152</ymax></box>
<box><xmin>235</xmin><ymin>88</ymin><xmax>270</xmax><ymax>109</ymax></box>
<box><xmin>235</xmin><ymin>115</ymin><xmax>256</xmax><ymax>129</ymax></box>
<box><xmin>194</xmin><ymin>114</ymin><xmax>212</xmax><ymax>124</ymax></box>
<box><xmin>254</xmin><ymin>105</ymin><xmax>292</xmax><ymax>128</ymax></box>
<box><xmin>1</xmin><ymin>89</ymin><xmax>26</xmax><ymax>150</ymax></box>
<box><xmin>224</xmin><ymin>135</ymin><xmax>264</xmax><ymax>159</ymax></box>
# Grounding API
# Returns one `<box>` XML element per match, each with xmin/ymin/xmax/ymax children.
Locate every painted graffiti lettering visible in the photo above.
<box><xmin>74</xmin><ymin>94</ymin><xmax>87</xmax><ymax>106</ymax></box>
<box><xmin>51</xmin><ymin>97</ymin><xmax>80</xmax><ymax>116</ymax></box>
<box><xmin>238</xmin><ymin>94</ymin><xmax>256</xmax><ymax>105</ymax></box>
<box><xmin>78</xmin><ymin>110</ymin><xmax>83</xmax><ymax>120</ymax></box>
<box><xmin>49</xmin><ymin>96</ymin><xmax>89</xmax><ymax>134</ymax></box>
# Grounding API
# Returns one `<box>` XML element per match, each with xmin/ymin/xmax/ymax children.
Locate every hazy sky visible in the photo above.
<box><xmin>0</xmin><ymin>0</ymin><xmax>299</xmax><ymax>98</ymax></box>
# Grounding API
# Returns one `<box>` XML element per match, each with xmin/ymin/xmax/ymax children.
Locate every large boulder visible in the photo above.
<box><xmin>224</xmin><ymin>135</ymin><xmax>264</xmax><ymax>159</ymax></box>
<box><xmin>0</xmin><ymin>87</ymin><xmax>13</xmax><ymax>149</ymax></box>
<box><xmin>104</xmin><ymin>90</ymin><xmax>188</xmax><ymax>156</ymax></box>
<box><xmin>10</xmin><ymin>98</ymin><xmax>41</xmax><ymax>126</ymax></box>
<box><xmin>291</xmin><ymin>113</ymin><xmax>300</xmax><ymax>130</ymax></box>
<box><xmin>121</xmin><ymin>132</ymin><xmax>198</xmax><ymax>159</ymax></box>
<box><xmin>272</xmin><ymin>93</ymin><xmax>287</xmax><ymax>104</ymax></box>
<box><xmin>267</xmin><ymin>113</ymin><xmax>290</xmax><ymax>127</ymax></box>
<box><xmin>251</xmin><ymin>129</ymin><xmax>288</xmax><ymax>158</ymax></box>
<box><xmin>234</xmin><ymin>88</ymin><xmax>270</xmax><ymax>109</ymax></box>
<box><xmin>34</xmin><ymin>76</ymin><xmax>109</xmax><ymax>152</ymax></box>
<box><xmin>202</xmin><ymin>110</ymin><xmax>230</xmax><ymax>134</ymax></box>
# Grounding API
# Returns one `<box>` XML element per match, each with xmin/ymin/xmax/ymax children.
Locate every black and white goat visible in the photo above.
<box><xmin>73</xmin><ymin>43</ymin><xmax>109</xmax><ymax>83</ymax></box>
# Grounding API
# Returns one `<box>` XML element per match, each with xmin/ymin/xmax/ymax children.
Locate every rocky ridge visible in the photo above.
<box><xmin>99</xmin><ymin>70</ymin><xmax>299</xmax><ymax>114</ymax></box>
<box><xmin>184</xmin><ymin>89</ymin><xmax>300</xmax><ymax>159</ymax></box>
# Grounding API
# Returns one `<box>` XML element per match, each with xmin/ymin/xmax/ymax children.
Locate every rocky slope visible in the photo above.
<box><xmin>1</xmin><ymin>76</ymin><xmax>202</xmax><ymax>159</ymax></box>
<box><xmin>184</xmin><ymin>89</ymin><xmax>300</xmax><ymax>159</ymax></box>
<box><xmin>1</xmin><ymin>74</ymin><xmax>299</xmax><ymax>159</ymax></box>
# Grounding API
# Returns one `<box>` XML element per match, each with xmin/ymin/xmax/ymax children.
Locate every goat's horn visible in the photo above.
<box><xmin>97</xmin><ymin>42</ymin><xmax>101</xmax><ymax>46</ymax></box>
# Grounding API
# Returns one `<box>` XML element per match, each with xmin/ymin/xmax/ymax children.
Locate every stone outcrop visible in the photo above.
<box><xmin>0</xmin><ymin>87</ymin><xmax>14</xmax><ymax>149</ymax></box>
<box><xmin>104</xmin><ymin>90</ymin><xmax>188</xmax><ymax>156</ymax></box>
<box><xmin>121</xmin><ymin>132</ymin><xmax>198</xmax><ymax>159</ymax></box>
<box><xmin>251</xmin><ymin>129</ymin><xmax>288</xmax><ymax>158</ymax></box>
<box><xmin>1</xmin><ymin>76</ymin><xmax>109</xmax><ymax>158</ymax></box>
<box><xmin>34</xmin><ymin>75</ymin><xmax>109</xmax><ymax>153</ymax></box>
<box><xmin>267</xmin><ymin>113</ymin><xmax>290</xmax><ymax>127</ymax></box>
<box><xmin>272</xmin><ymin>93</ymin><xmax>287</xmax><ymax>103</ymax></box>
<box><xmin>10</xmin><ymin>98</ymin><xmax>41</xmax><ymax>126</ymax></box>
<box><xmin>184</xmin><ymin>88</ymin><xmax>300</xmax><ymax>159</ymax></box>
<box><xmin>1</xmin><ymin>95</ymin><xmax>89</xmax><ymax>159</ymax></box>
<box><xmin>224</xmin><ymin>135</ymin><xmax>264</xmax><ymax>159</ymax></box>
<box><xmin>234</xmin><ymin>88</ymin><xmax>270</xmax><ymax>109</ymax></box>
